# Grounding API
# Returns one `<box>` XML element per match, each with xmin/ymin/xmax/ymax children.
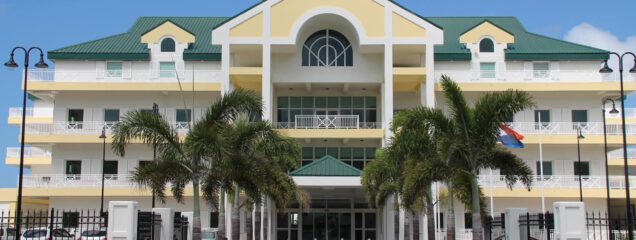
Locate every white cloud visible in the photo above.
<box><xmin>564</xmin><ymin>23</ymin><xmax>636</xmax><ymax>66</ymax></box>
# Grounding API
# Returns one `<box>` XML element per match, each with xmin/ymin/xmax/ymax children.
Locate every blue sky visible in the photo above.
<box><xmin>0</xmin><ymin>0</ymin><xmax>635</xmax><ymax>188</ymax></box>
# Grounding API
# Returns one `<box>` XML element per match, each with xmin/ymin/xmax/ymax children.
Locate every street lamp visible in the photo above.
<box><xmin>99</xmin><ymin>127</ymin><xmax>107</xmax><ymax>215</ymax></box>
<box><xmin>602</xmin><ymin>98</ymin><xmax>619</xmax><ymax>232</ymax></box>
<box><xmin>576</xmin><ymin>126</ymin><xmax>585</xmax><ymax>202</ymax></box>
<box><xmin>152</xmin><ymin>103</ymin><xmax>159</xmax><ymax>209</ymax></box>
<box><xmin>600</xmin><ymin>53</ymin><xmax>636</xmax><ymax>239</ymax></box>
<box><xmin>4</xmin><ymin>47</ymin><xmax>48</xmax><ymax>235</ymax></box>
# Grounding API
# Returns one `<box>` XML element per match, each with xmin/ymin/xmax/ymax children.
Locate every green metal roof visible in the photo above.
<box><xmin>425</xmin><ymin>17</ymin><xmax>609</xmax><ymax>61</ymax></box>
<box><xmin>291</xmin><ymin>155</ymin><xmax>362</xmax><ymax>177</ymax></box>
<box><xmin>48</xmin><ymin>17</ymin><xmax>229</xmax><ymax>61</ymax></box>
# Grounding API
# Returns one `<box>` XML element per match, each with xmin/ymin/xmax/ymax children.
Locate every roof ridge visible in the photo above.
<box><xmin>523</xmin><ymin>32</ymin><xmax>609</xmax><ymax>53</ymax></box>
<box><xmin>291</xmin><ymin>155</ymin><xmax>361</xmax><ymax>176</ymax></box>
<box><xmin>49</xmin><ymin>33</ymin><xmax>129</xmax><ymax>53</ymax></box>
<box><xmin>425</xmin><ymin>16</ymin><xmax>518</xmax><ymax>19</ymax></box>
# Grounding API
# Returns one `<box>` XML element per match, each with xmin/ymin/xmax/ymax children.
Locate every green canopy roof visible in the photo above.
<box><xmin>291</xmin><ymin>155</ymin><xmax>362</xmax><ymax>177</ymax></box>
<box><xmin>425</xmin><ymin>17</ymin><xmax>609</xmax><ymax>61</ymax></box>
<box><xmin>48</xmin><ymin>17</ymin><xmax>229</xmax><ymax>61</ymax></box>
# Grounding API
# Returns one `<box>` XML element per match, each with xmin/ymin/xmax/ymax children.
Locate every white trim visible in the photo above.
<box><xmin>292</xmin><ymin>176</ymin><xmax>361</xmax><ymax>187</ymax></box>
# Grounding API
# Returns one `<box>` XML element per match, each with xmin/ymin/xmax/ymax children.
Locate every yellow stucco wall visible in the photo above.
<box><xmin>440</xmin><ymin>82</ymin><xmax>636</xmax><ymax>92</ymax></box>
<box><xmin>392</xmin><ymin>13</ymin><xmax>426</xmax><ymax>38</ymax></box>
<box><xmin>141</xmin><ymin>21</ymin><xmax>195</xmax><ymax>44</ymax></box>
<box><xmin>6</xmin><ymin>157</ymin><xmax>52</xmax><ymax>166</ymax></box>
<box><xmin>270</xmin><ymin>0</ymin><xmax>385</xmax><ymax>38</ymax></box>
<box><xmin>278</xmin><ymin>129</ymin><xmax>384</xmax><ymax>139</ymax></box>
<box><xmin>230</xmin><ymin>12</ymin><xmax>264</xmax><ymax>37</ymax></box>
<box><xmin>28</xmin><ymin>82</ymin><xmax>221</xmax><ymax>92</ymax></box>
<box><xmin>459</xmin><ymin>21</ymin><xmax>514</xmax><ymax>44</ymax></box>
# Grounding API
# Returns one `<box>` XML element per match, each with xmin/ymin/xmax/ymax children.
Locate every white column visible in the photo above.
<box><xmin>267</xmin><ymin>198</ymin><xmax>273</xmax><ymax>240</ymax></box>
<box><xmin>385</xmin><ymin>195</ymin><xmax>396</xmax><ymax>240</ymax></box>
<box><xmin>554</xmin><ymin>202</ymin><xmax>586</xmax><ymax>240</ymax></box>
<box><xmin>240</xmin><ymin>209</ymin><xmax>246</xmax><ymax>240</ymax></box>
<box><xmin>399</xmin><ymin>202</ymin><xmax>405</xmax><ymax>240</ymax></box>
<box><xmin>221</xmin><ymin>43</ymin><xmax>232</xmax><ymax>93</ymax></box>
<box><xmin>262</xmin><ymin>43</ymin><xmax>273</xmax><ymax>120</ymax></box>
<box><xmin>382</xmin><ymin>2</ymin><xmax>394</xmax><ymax>145</ymax></box>
<box><xmin>425</xmin><ymin>44</ymin><xmax>435</xmax><ymax>107</ymax></box>
<box><xmin>107</xmin><ymin>201</ymin><xmax>138</xmax><ymax>240</ymax></box>
<box><xmin>260</xmin><ymin>202</ymin><xmax>265</xmax><ymax>240</ymax></box>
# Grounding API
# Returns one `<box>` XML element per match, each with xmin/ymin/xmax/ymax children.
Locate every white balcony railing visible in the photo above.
<box><xmin>435</xmin><ymin>70</ymin><xmax>636</xmax><ymax>83</ymax></box>
<box><xmin>505</xmin><ymin>122</ymin><xmax>636</xmax><ymax>136</ymax></box>
<box><xmin>23</xmin><ymin>174</ymin><xmax>133</xmax><ymax>188</ymax></box>
<box><xmin>273</xmin><ymin>115</ymin><xmax>382</xmax><ymax>129</ymax></box>
<box><xmin>8</xmin><ymin>107</ymin><xmax>53</xmax><ymax>118</ymax></box>
<box><xmin>478</xmin><ymin>175</ymin><xmax>636</xmax><ymax>190</ymax></box>
<box><xmin>25</xmin><ymin>69</ymin><xmax>222</xmax><ymax>83</ymax></box>
<box><xmin>6</xmin><ymin>147</ymin><xmax>51</xmax><ymax>158</ymax></box>
<box><xmin>24</xmin><ymin>121</ymin><xmax>192</xmax><ymax>135</ymax></box>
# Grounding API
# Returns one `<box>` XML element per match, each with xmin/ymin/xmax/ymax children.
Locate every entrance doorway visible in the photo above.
<box><xmin>301</xmin><ymin>212</ymin><xmax>351</xmax><ymax>240</ymax></box>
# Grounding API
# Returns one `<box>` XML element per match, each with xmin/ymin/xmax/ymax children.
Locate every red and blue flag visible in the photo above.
<box><xmin>499</xmin><ymin>125</ymin><xmax>525</xmax><ymax>148</ymax></box>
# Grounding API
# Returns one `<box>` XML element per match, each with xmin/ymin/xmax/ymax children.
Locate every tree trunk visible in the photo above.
<box><xmin>231</xmin><ymin>187</ymin><xmax>241</xmax><ymax>240</ymax></box>
<box><xmin>192</xmin><ymin>178</ymin><xmax>202</xmax><ymax>240</ymax></box>
<box><xmin>218</xmin><ymin>192</ymin><xmax>227</xmax><ymax>240</ymax></box>
<box><xmin>471</xmin><ymin>177</ymin><xmax>483</xmax><ymax>240</ymax></box>
<box><xmin>426</xmin><ymin>188</ymin><xmax>435</xmax><ymax>240</ymax></box>
<box><xmin>247</xmin><ymin>207</ymin><xmax>253</xmax><ymax>240</ymax></box>
<box><xmin>446</xmin><ymin>185</ymin><xmax>455</xmax><ymax>240</ymax></box>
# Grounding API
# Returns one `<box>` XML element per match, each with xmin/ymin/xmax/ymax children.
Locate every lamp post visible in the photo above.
<box><xmin>152</xmin><ymin>103</ymin><xmax>159</xmax><ymax>208</ymax></box>
<box><xmin>576</xmin><ymin>126</ymin><xmax>585</xmax><ymax>202</ymax></box>
<box><xmin>603</xmin><ymin>98</ymin><xmax>619</xmax><ymax>232</ymax></box>
<box><xmin>600</xmin><ymin>53</ymin><xmax>636</xmax><ymax>238</ymax></box>
<box><xmin>4</xmin><ymin>47</ymin><xmax>48</xmax><ymax>235</ymax></box>
<box><xmin>99</xmin><ymin>127</ymin><xmax>107</xmax><ymax>215</ymax></box>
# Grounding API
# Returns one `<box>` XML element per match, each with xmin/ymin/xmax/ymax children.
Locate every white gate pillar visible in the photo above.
<box><xmin>504</xmin><ymin>208</ymin><xmax>527</xmax><ymax>240</ymax></box>
<box><xmin>554</xmin><ymin>202</ymin><xmax>586</xmax><ymax>240</ymax></box>
<box><xmin>181</xmin><ymin>212</ymin><xmax>193</xmax><ymax>240</ymax></box>
<box><xmin>153</xmin><ymin>208</ymin><xmax>174</xmax><ymax>240</ymax></box>
<box><xmin>107</xmin><ymin>201</ymin><xmax>139</xmax><ymax>240</ymax></box>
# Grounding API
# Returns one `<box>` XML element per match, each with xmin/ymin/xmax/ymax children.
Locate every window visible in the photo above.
<box><xmin>302</xmin><ymin>29</ymin><xmax>353</xmax><ymax>67</ymax></box>
<box><xmin>65</xmin><ymin>160</ymin><xmax>81</xmax><ymax>177</ymax></box>
<box><xmin>504</xmin><ymin>114</ymin><xmax>514</xmax><ymax>123</ymax></box>
<box><xmin>535</xmin><ymin>161</ymin><xmax>553</xmax><ymax>177</ymax></box>
<box><xmin>139</xmin><ymin>160</ymin><xmax>152</xmax><ymax>169</ymax></box>
<box><xmin>161</xmin><ymin>38</ymin><xmax>176</xmax><ymax>52</ymax></box>
<box><xmin>160</xmin><ymin>62</ymin><xmax>176</xmax><ymax>78</ymax></box>
<box><xmin>103</xmin><ymin>160</ymin><xmax>118</xmax><ymax>176</ymax></box>
<box><xmin>62</xmin><ymin>212</ymin><xmax>80</xmax><ymax>228</ymax></box>
<box><xmin>106</xmin><ymin>62</ymin><xmax>123</xmax><ymax>78</ymax></box>
<box><xmin>299</xmin><ymin>147</ymin><xmax>376</xmax><ymax>170</ymax></box>
<box><xmin>210</xmin><ymin>212</ymin><xmax>219</xmax><ymax>228</ymax></box>
<box><xmin>176</xmin><ymin>109</ymin><xmax>192</xmax><ymax>123</ymax></box>
<box><xmin>573</xmin><ymin>161</ymin><xmax>590</xmax><ymax>176</ymax></box>
<box><xmin>480</xmin><ymin>62</ymin><xmax>496</xmax><ymax>78</ymax></box>
<box><xmin>465</xmin><ymin>213</ymin><xmax>473</xmax><ymax>229</ymax></box>
<box><xmin>534</xmin><ymin>110</ymin><xmax>550</xmax><ymax>129</ymax></box>
<box><xmin>277</xmin><ymin>96</ymin><xmax>377</xmax><ymax>128</ymax></box>
<box><xmin>533</xmin><ymin>62</ymin><xmax>550</xmax><ymax>78</ymax></box>
<box><xmin>572</xmin><ymin>110</ymin><xmax>588</xmax><ymax>126</ymax></box>
<box><xmin>479</xmin><ymin>38</ymin><xmax>495</xmax><ymax>53</ymax></box>
<box><xmin>104</xmin><ymin>109</ymin><xmax>120</xmax><ymax>122</ymax></box>
<box><xmin>68</xmin><ymin>109</ymin><xmax>84</xmax><ymax>122</ymax></box>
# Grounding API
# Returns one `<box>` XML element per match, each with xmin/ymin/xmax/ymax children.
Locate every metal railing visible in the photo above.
<box><xmin>24</xmin><ymin>121</ymin><xmax>192</xmax><ymax>135</ymax></box>
<box><xmin>505</xmin><ymin>122</ymin><xmax>636</xmax><ymax>136</ymax></box>
<box><xmin>295</xmin><ymin>115</ymin><xmax>360</xmax><ymax>129</ymax></box>
<box><xmin>8</xmin><ymin>107</ymin><xmax>53</xmax><ymax>118</ymax></box>
<box><xmin>435</xmin><ymin>70</ymin><xmax>636</xmax><ymax>83</ymax></box>
<box><xmin>478</xmin><ymin>175</ymin><xmax>636</xmax><ymax>190</ymax></box>
<box><xmin>25</xmin><ymin>69</ymin><xmax>222</xmax><ymax>83</ymax></box>
<box><xmin>6</xmin><ymin>147</ymin><xmax>51</xmax><ymax>158</ymax></box>
<box><xmin>23</xmin><ymin>174</ymin><xmax>133</xmax><ymax>188</ymax></box>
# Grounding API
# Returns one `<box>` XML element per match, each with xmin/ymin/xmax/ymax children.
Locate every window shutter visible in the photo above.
<box><xmin>122</xmin><ymin>62</ymin><xmax>132</xmax><ymax>79</ymax></box>
<box><xmin>96</xmin><ymin>61</ymin><xmax>106</xmax><ymax>79</ymax></box>
<box><xmin>550</xmin><ymin>61</ymin><xmax>560</xmax><ymax>80</ymax></box>
<box><xmin>471</xmin><ymin>59</ymin><xmax>479</xmax><ymax>80</ymax></box>
<box><xmin>496</xmin><ymin>61</ymin><xmax>506</xmax><ymax>81</ymax></box>
<box><xmin>524</xmin><ymin>62</ymin><xmax>533</xmax><ymax>80</ymax></box>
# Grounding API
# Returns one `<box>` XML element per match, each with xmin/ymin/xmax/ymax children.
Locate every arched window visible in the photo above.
<box><xmin>302</xmin><ymin>29</ymin><xmax>353</xmax><ymax>67</ymax></box>
<box><xmin>479</xmin><ymin>38</ymin><xmax>495</xmax><ymax>53</ymax></box>
<box><xmin>161</xmin><ymin>38</ymin><xmax>176</xmax><ymax>52</ymax></box>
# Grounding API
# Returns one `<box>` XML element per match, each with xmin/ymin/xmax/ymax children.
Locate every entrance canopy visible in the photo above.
<box><xmin>291</xmin><ymin>155</ymin><xmax>362</xmax><ymax>177</ymax></box>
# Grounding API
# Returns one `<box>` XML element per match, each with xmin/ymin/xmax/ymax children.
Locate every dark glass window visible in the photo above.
<box><xmin>573</xmin><ymin>161</ymin><xmax>590</xmax><ymax>176</ymax></box>
<box><xmin>302</xmin><ymin>29</ymin><xmax>353</xmax><ymax>66</ymax></box>
<box><xmin>535</xmin><ymin>161</ymin><xmax>553</xmax><ymax>176</ymax></box>
<box><xmin>176</xmin><ymin>109</ymin><xmax>192</xmax><ymax>122</ymax></box>
<box><xmin>210</xmin><ymin>212</ymin><xmax>219</xmax><ymax>228</ymax></box>
<box><xmin>103</xmin><ymin>161</ymin><xmax>118</xmax><ymax>175</ymax></box>
<box><xmin>465</xmin><ymin>213</ymin><xmax>473</xmax><ymax>229</ymax></box>
<box><xmin>161</xmin><ymin>38</ymin><xmax>176</xmax><ymax>52</ymax></box>
<box><xmin>139</xmin><ymin>160</ymin><xmax>152</xmax><ymax>169</ymax></box>
<box><xmin>479</xmin><ymin>38</ymin><xmax>495</xmax><ymax>52</ymax></box>
<box><xmin>65</xmin><ymin>161</ymin><xmax>81</xmax><ymax>175</ymax></box>
<box><xmin>572</xmin><ymin>110</ymin><xmax>588</xmax><ymax>123</ymax></box>
<box><xmin>104</xmin><ymin>109</ymin><xmax>120</xmax><ymax>122</ymax></box>
<box><xmin>534</xmin><ymin>110</ymin><xmax>550</xmax><ymax>129</ymax></box>
<box><xmin>68</xmin><ymin>109</ymin><xmax>84</xmax><ymax>122</ymax></box>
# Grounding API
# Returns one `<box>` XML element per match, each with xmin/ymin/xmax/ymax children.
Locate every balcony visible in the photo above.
<box><xmin>505</xmin><ymin>122</ymin><xmax>636</xmax><ymax>144</ymax></box>
<box><xmin>434</xmin><ymin>70</ymin><xmax>636</xmax><ymax>92</ymax></box>
<box><xmin>274</xmin><ymin>115</ymin><xmax>384</xmax><ymax>139</ymax></box>
<box><xmin>8</xmin><ymin>107</ymin><xmax>53</xmax><ymax>125</ymax></box>
<box><xmin>5</xmin><ymin>147</ymin><xmax>52</xmax><ymax>165</ymax></box>
<box><xmin>478</xmin><ymin>175</ymin><xmax>636</xmax><ymax>198</ymax></box>
<box><xmin>22</xmin><ymin>121</ymin><xmax>191</xmax><ymax>143</ymax></box>
<box><xmin>24</xmin><ymin>174</ymin><xmax>132</xmax><ymax>189</ymax></box>
<box><xmin>607</xmin><ymin>148</ymin><xmax>636</xmax><ymax>166</ymax></box>
<box><xmin>24</xmin><ymin>69</ymin><xmax>223</xmax><ymax>92</ymax></box>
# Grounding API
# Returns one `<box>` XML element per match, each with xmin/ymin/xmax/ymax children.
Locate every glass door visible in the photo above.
<box><xmin>300</xmin><ymin>212</ymin><xmax>351</xmax><ymax>240</ymax></box>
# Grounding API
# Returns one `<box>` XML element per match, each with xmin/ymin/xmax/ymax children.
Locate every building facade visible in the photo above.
<box><xmin>2</xmin><ymin>0</ymin><xmax>636</xmax><ymax>239</ymax></box>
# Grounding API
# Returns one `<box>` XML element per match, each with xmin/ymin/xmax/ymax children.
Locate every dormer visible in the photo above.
<box><xmin>141</xmin><ymin>20</ymin><xmax>196</xmax><ymax>77</ymax></box>
<box><xmin>459</xmin><ymin>20</ymin><xmax>515</xmax><ymax>80</ymax></box>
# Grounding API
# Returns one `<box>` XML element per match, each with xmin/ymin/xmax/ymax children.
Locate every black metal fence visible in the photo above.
<box><xmin>519</xmin><ymin>212</ymin><xmax>554</xmax><ymax>240</ymax></box>
<box><xmin>485</xmin><ymin>213</ymin><xmax>505</xmax><ymax>240</ymax></box>
<box><xmin>0</xmin><ymin>208</ymin><xmax>106</xmax><ymax>240</ymax></box>
<box><xmin>137</xmin><ymin>211</ymin><xmax>162</xmax><ymax>240</ymax></box>
<box><xmin>585</xmin><ymin>211</ymin><xmax>636</xmax><ymax>240</ymax></box>
<box><xmin>173</xmin><ymin>212</ymin><xmax>189</xmax><ymax>240</ymax></box>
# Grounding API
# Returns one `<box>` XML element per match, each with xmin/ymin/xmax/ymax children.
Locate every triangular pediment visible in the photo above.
<box><xmin>141</xmin><ymin>20</ymin><xmax>196</xmax><ymax>44</ymax></box>
<box><xmin>459</xmin><ymin>20</ymin><xmax>514</xmax><ymax>44</ymax></box>
<box><xmin>291</xmin><ymin>155</ymin><xmax>362</xmax><ymax>176</ymax></box>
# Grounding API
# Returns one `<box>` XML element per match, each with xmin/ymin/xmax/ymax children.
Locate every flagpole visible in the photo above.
<box><xmin>539</xmin><ymin>112</ymin><xmax>546</xmax><ymax>214</ymax></box>
<box><xmin>489</xmin><ymin>168</ymin><xmax>494</xmax><ymax>217</ymax></box>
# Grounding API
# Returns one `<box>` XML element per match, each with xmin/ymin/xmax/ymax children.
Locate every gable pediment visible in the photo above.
<box><xmin>141</xmin><ymin>20</ymin><xmax>196</xmax><ymax>44</ymax></box>
<box><xmin>459</xmin><ymin>20</ymin><xmax>514</xmax><ymax>44</ymax></box>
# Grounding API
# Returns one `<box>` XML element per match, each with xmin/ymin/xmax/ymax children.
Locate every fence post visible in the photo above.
<box><xmin>48</xmin><ymin>208</ymin><xmax>54</xmax><ymax>233</ymax></box>
<box><xmin>152</xmin><ymin>208</ymin><xmax>173</xmax><ymax>240</ymax></box>
<box><xmin>181</xmin><ymin>212</ymin><xmax>193</xmax><ymax>240</ymax></box>
<box><xmin>526</xmin><ymin>212</ymin><xmax>531</xmax><ymax>240</ymax></box>
<box><xmin>107</xmin><ymin>201</ymin><xmax>139</xmax><ymax>240</ymax></box>
<box><xmin>553</xmin><ymin>202</ymin><xmax>586</xmax><ymax>240</ymax></box>
<box><xmin>504</xmin><ymin>208</ymin><xmax>527</xmax><ymax>240</ymax></box>
<box><xmin>546</xmin><ymin>211</ymin><xmax>551</xmax><ymax>240</ymax></box>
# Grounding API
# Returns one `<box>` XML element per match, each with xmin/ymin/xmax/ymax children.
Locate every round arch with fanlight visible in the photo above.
<box><xmin>302</xmin><ymin>29</ymin><xmax>353</xmax><ymax>67</ymax></box>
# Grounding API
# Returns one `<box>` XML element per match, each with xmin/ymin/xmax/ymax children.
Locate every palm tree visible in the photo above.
<box><xmin>111</xmin><ymin>89</ymin><xmax>262</xmax><ymax>240</ymax></box>
<box><xmin>430</xmin><ymin>75</ymin><xmax>534</xmax><ymax>240</ymax></box>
